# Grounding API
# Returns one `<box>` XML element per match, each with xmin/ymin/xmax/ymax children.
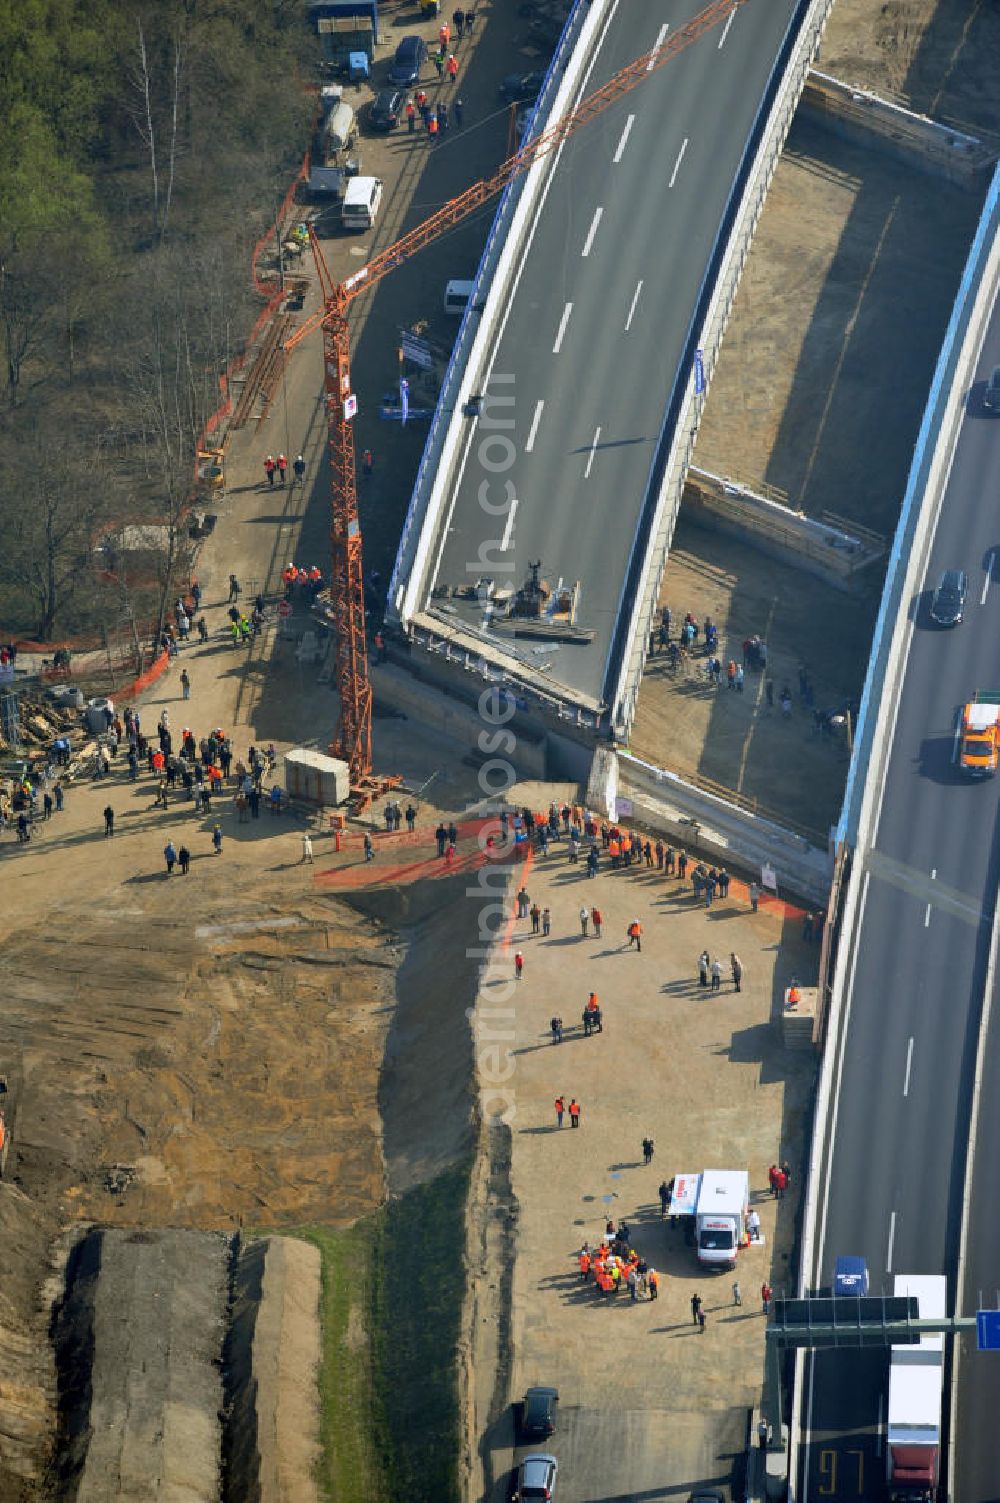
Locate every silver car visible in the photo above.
<box><xmin>516</xmin><ymin>1453</ymin><xmax>558</xmax><ymax>1501</ymax></box>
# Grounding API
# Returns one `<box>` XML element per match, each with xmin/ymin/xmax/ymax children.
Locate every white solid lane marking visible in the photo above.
<box><xmin>584</xmin><ymin>427</ymin><xmax>601</xmax><ymax>479</ymax></box>
<box><xmin>718</xmin><ymin>9</ymin><xmax>736</xmax><ymax>47</ymax></box>
<box><xmin>669</xmin><ymin>137</ymin><xmax>689</xmax><ymax>189</ymax></box>
<box><xmin>500</xmin><ymin>496</ymin><xmax>518</xmax><ymax>551</ymax></box>
<box><xmin>625</xmin><ymin>280</ymin><xmax>643</xmax><ymax>332</ymax></box>
<box><xmin>903</xmin><ymin>1037</ymin><xmax>914</xmax><ymax>1097</ymax></box>
<box><xmin>613</xmin><ymin>114</ymin><xmax>635</xmax><ymax>164</ymax></box>
<box><xmin>525</xmin><ymin>400</ymin><xmax>544</xmax><ymax>453</ymax></box>
<box><xmin>581</xmin><ymin>207</ymin><xmax>603</xmax><ymax>259</ymax></box>
<box><xmin>647</xmin><ymin>23</ymin><xmax>668</xmax><ymax>70</ymax></box>
<box><xmin>952</xmin><ymin>719</ymin><xmax>962</xmax><ymax>764</ymax></box>
<box><xmin>552</xmin><ymin>303</ymin><xmax>573</xmax><ymax>354</ymax></box>
<box><xmin>925</xmin><ymin>903</ymin><xmax>932</xmax><ymax>928</ymax></box>
<box><xmin>887</xmin><ymin>1210</ymin><xmax>896</xmax><ymax>1272</ymax></box>
<box><xmin>983</xmin><ymin>553</ymin><xmax>994</xmax><ymax>604</ymax></box>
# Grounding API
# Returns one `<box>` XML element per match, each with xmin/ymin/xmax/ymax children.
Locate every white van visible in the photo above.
<box><xmin>342</xmin><ymin>176</ymin><xmax>383</xmax><ymax>231</ymax></box>
<box><xmin>444</xmin><ymin>279</ymin><xmax>476</xmax><ymax>316</ymax></box>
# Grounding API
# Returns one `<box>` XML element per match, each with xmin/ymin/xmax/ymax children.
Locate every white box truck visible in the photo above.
<box><xmin>669</xmin><ymin>1170</ymin><xmax>749</xmax><ymax>1269</ymax></box>
<box><xmin>886</xmin><ymin>1274</ymin><xmax>946</xmax><ymax>1502</ymax></box>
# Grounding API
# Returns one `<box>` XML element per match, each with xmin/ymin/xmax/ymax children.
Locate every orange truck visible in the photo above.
<box><xmin>959</xmin><ymin>692</ymin><xmax>1000</xmax><ymax>777</ymax></box>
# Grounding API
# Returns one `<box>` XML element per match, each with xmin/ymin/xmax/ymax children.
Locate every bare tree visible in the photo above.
<box><xmin>129</xmin><ymin>21</ymin><xmax>160</xmax><ymax>240</ymax></box>
<box><xmin>0</xmin><ymin>436</ymin><xmax>112</xmax><ymax>639</ymax></box>
<box><xmin>0</xmin><ymin>253</ymin><xmax>54</xmax><ymax>410</ymax></box>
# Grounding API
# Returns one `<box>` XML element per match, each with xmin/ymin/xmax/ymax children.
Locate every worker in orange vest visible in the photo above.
<box><xmin>446</xmin><ymin>52</ymin><xmax>458</xmax><ymax>81</ymax></box>
<box><xmin>428</xmin><ymin>111</ymin><xmax>439</xmax><ymax>142</ymax></box>
<box><xmin>627</xmin><ymin>919</ymin><xmax>642</xmax><ymax>952</ymax></box>
<box><xmin>438</xmin><ymin>21</ymin><xmax>450</xmax><ymax>50</ymax></box>
<box><xmin>405</xmin><ymin>97</ymin><xmax>416</xmax><ymax>132</ymax></box>
<box><xmin>568</xmin><ymin>1098</ymin><xmax>581</xmax><ymax>1128</ymax></box>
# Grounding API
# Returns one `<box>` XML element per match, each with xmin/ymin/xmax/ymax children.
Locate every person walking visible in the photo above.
<box><xmin>691</xmin><ymin>1292</ymin><xmax>703</xmax><ymax>1326</ymax></box>
<box><xmin>580</xmin><ymin>906</ymin><xmax>589</xmax><ymax>937</ymax></box>
<box><xmin>454</xmin><ymin>96</ymin><xmax>464</xmax><ymax>127</ymax></box>
<box><xmin>659</xmin><ymin>1180</ymin><xmax>670</xmax><ymax>1216</ymax></box>
<box><xmin>302</xmin><ymin>832</ymin><xmax>314</xmax><ymax>864</ymax></box>
<box><xmin>550</xmin><ymin>1015</ymin><xmax>563</xmax><ymax>1044</ymax></box>
<box><xmin>733</xmin><ymin>1280</ymin><xmax>742</xmax><ymax>1307</ymax></box>
<box><xmin>530</xmin><ymin>903</ymin><xmax>541</xmax><ymax>935</ymax></box>
<box><xmin>364</xmin><ymin>831</ymin><xmax>374</xmax><ymax>861</ymax></box>
<box><xmin>731</xmin><ymin>953</ymin><xmax>743</xmax><ymax>992</ymax></box>
<box><xmin>228</xmin><ymin>573</ymin><xmax>241</xmax><ymax>603</ymax></box>
<box><xmin>761</xmin><ymin>1282</ymin><xmax>773</xmax><ymax>1315</ymax></box>
<box><xmin>542</xmin><ymin>907</ymin><xmax>551</xmax><ymax>937</ymax></box>
<box><xmin>554</xmin><ymin>1095</ymin><xmax>565</xmax><ymax>1127</ymax></box>
<box><xmin>180</xmin><ymin>668</ymin><xmax>191</xmax><ymax>700</ymax></box>
<box><xmin>293</xmin><ymin>453</ymin><xmax>306</xmax><ymax>484</ymax></box>
<box><xmin>642</xmin><ymin>1136</ymin><xmax>655</xmax><ymax>1165</ymax></box>
<box><xmin>568</xmin><ymin>1098</ymin><xmax>581</xmax><ymax>1128</ymax></box>
<box><xmin>749</xmin><ymin>881</ymin><xmax>760</xmax><ymax>913</ymax></box>
<box><xmin>54</xmin><ymin>784</ymin><xmax>64</xmax><ymax>812</ymax></box>
<box><xmin>677</xmin><ymin>849</ymin><xmax>688</xmax><ymax>880</ymax></box>
<box><xmin>212</xmin><ymin>822</ymin><xmax>223</xmax><ymax>855</ymax></box>
<box><xmin>698</xmin><ymin>1307</ymin><xmax>707</xmax><ymax>1334</ymax></box>
<box><xmin>264</xmin><ymin>454</ymin><xmax>276</xmax><ymax>486</ymax></box>
<box><xmin>627</xmin><ymin>919</ymin><xmax>642</xmax><ymax>952</ymax></box>
<box><xmin>178</xmin><ymin>844</ymin><xmax>190</xmax><ymax>875</ymax></box>
<box><xmin>514</xmin><ymin>950</ymin><xmax>524</xmax><ymax>980</ymax></box>
<box><xmin>710</xmin><ymin>958</ymin><xmax>722</xmax><ymax>991</ymax></box>
<box><xmin>164</xmin><ymin>840</ymin><xmax>177</xmax><ymax>875</ymax></box>
<box><xmin>591</xmin><ymin>906</ymin><xmax>602</xmax><ymax>938</ymax></box>
<box><xmin>648</xmin><ymin>1267</ymin><xmax>659</xmax><ymax>1300</ymax></box>
<box><xmin>699</xmin><ymin>950</ymin><xmax>710</xmax><ymax>988</ymax></box>
<box><xmin>362</xmin><ymin>448</ymin><xmax>374</xmax><ymax>477</ymax></box>
<box><xmin>277</xmin><ymin>453</ymin><xmax>288</xmax><ymax>485</ymax></box>
<box><xmin>103</xmin><ymin>805</ymin><xmax>114</xmax><ymax>837</ymax></box>
<box><xmin>446</xmin><ymin>52</ymin><xmax>458</xmax><ymax>82</ymax></box>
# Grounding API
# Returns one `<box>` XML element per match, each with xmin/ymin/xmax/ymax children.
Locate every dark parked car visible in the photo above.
<box><xmin>515</xmin><ymin>1453</ymin><xmax>558</xmax><ymax>1501</ymax></box>
<box><xmin>984</xmin><ymin>365</ymin><xmax>1000</xmax><ymax>413</ymax></box>
<box><xmin>368</xmin><ymin>88</ymin><xmax>404</xmax><ymax>131</ymax></box>
<box><xmin>389</xmin><ymin>34</ymin><xmax>427</xmax><ymax>86</ymax></box>
<box><xmin>929</xmin><ymin>567</ymin><xmax>969</xmax><ymax>626</ymax></box>
<box><xmin>520</xmin><ymin>1385</ymin><xmax>558</xmax><ymax>1438</ymax></box>
<box><xmin>499</xmin><ymin>69</ymin><xmax>546</xmax><ymax>102</ymax></box>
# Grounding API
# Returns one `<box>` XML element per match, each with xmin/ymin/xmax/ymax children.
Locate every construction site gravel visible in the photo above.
<box><xmin>0</xmin><ymin>2</ymin><xmax>996</xmax><ymax>1501</ymax></box>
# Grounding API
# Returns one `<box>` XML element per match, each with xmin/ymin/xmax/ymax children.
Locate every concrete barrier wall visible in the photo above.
<box><xmin>614</xmin><ymin>748</ymin><xmax>832</xmax><ymax>904</ymax></box>
<box><xmin>804</xmin><ymin>71</ymin><xmax>991</xmax><ymax>185</ymax></box>
<box><xmin>685</xmin><ymin>467</ymin><xmax>883</xmax><ymax>591</ymax></box>
<box><xmin>608</xmin><ymin>0</ymin><xmax>837</xmax><ymax>737</ymax></box>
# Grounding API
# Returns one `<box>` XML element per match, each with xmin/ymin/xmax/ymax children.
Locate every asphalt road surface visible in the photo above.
<box><xmin>800</xmin><ymin>307</ymin><xmax>1000</xmax><ymax>1503</ymax></box>
<box><xmin>428</xmin><ymin>0</ymin><xmax>803</xmax><ymax>704</ymax></box>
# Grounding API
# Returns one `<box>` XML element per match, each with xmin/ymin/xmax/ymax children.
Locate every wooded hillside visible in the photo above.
<box><xmin>0</xmin><ymin>0</ymin><xmax>313</xmax><ymax>639</ymax></box>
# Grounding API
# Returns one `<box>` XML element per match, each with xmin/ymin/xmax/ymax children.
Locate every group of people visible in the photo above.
<box><xmin>698</xmin><ymin>950</ymin><xmax>744</xmax><ymax>993</ymax></box>
<box><xmin>262</xmin><ymin>454</ymin><xmax>306</xmax><ymax>487</ymax></box>
<box><xmin>578</xmin><ymin>1222</ymin><xmax>660</xmax><ymax>1302</ymax></box>
<box><xmin>280</xmin><ymin>563</ymin><xmax>323</xmax><ymax>600</ymax></box>
<box><xmin>550</xmin><ymin>991</ymin><xmax>603</xmax><ymax>1044</ymax></box>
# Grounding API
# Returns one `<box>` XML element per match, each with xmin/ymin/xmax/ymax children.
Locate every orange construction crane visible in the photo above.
<box><xmin>287</xmin><ymin>0</ymin><xmax>745</xmax><ymax>787</ymax></box>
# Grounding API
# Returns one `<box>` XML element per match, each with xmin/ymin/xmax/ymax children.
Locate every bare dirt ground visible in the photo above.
<box><xmin>632</xmin><ymin>5</ymin><xmax>992</xmax><ymax>836</ymax></box>
<box><xmin>0</xmin><ymin>2</ymin><xmax>532</xmax><ymax>1493</ymax></box>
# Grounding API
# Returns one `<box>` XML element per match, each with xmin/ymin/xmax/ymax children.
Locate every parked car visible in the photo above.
<box><xmin>389</xmin><ymin>34</ymin><xmax>427</xmax><ymax>85</ymax></box>
<box><xmin>515</xmin><ymin>1453</ymin><xmax>558</xmax><ymax>1501</ymax></box>
<box><xmin>368</xmin><ymin>88</ymin><xmax>404</xmax><ymax>131</ymax></box>
<box><xmin>984</xmin><ymin>365</ymin><xmax>1000</xmax><ymax>413</ymax></box>
<box><xmin>520</xmin><ymin>1386</ymin><xmax>558</xmax><ymax>1439</ymax></box>
<box><xmin>929</xmin><ymin>567</ymin><xmax>969</xmax><ymax>625</ymax></box>
<box><xmin>499</xmin><ymin>69</ymin><xmax>545</xmax><ymax>102</ymax></box>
